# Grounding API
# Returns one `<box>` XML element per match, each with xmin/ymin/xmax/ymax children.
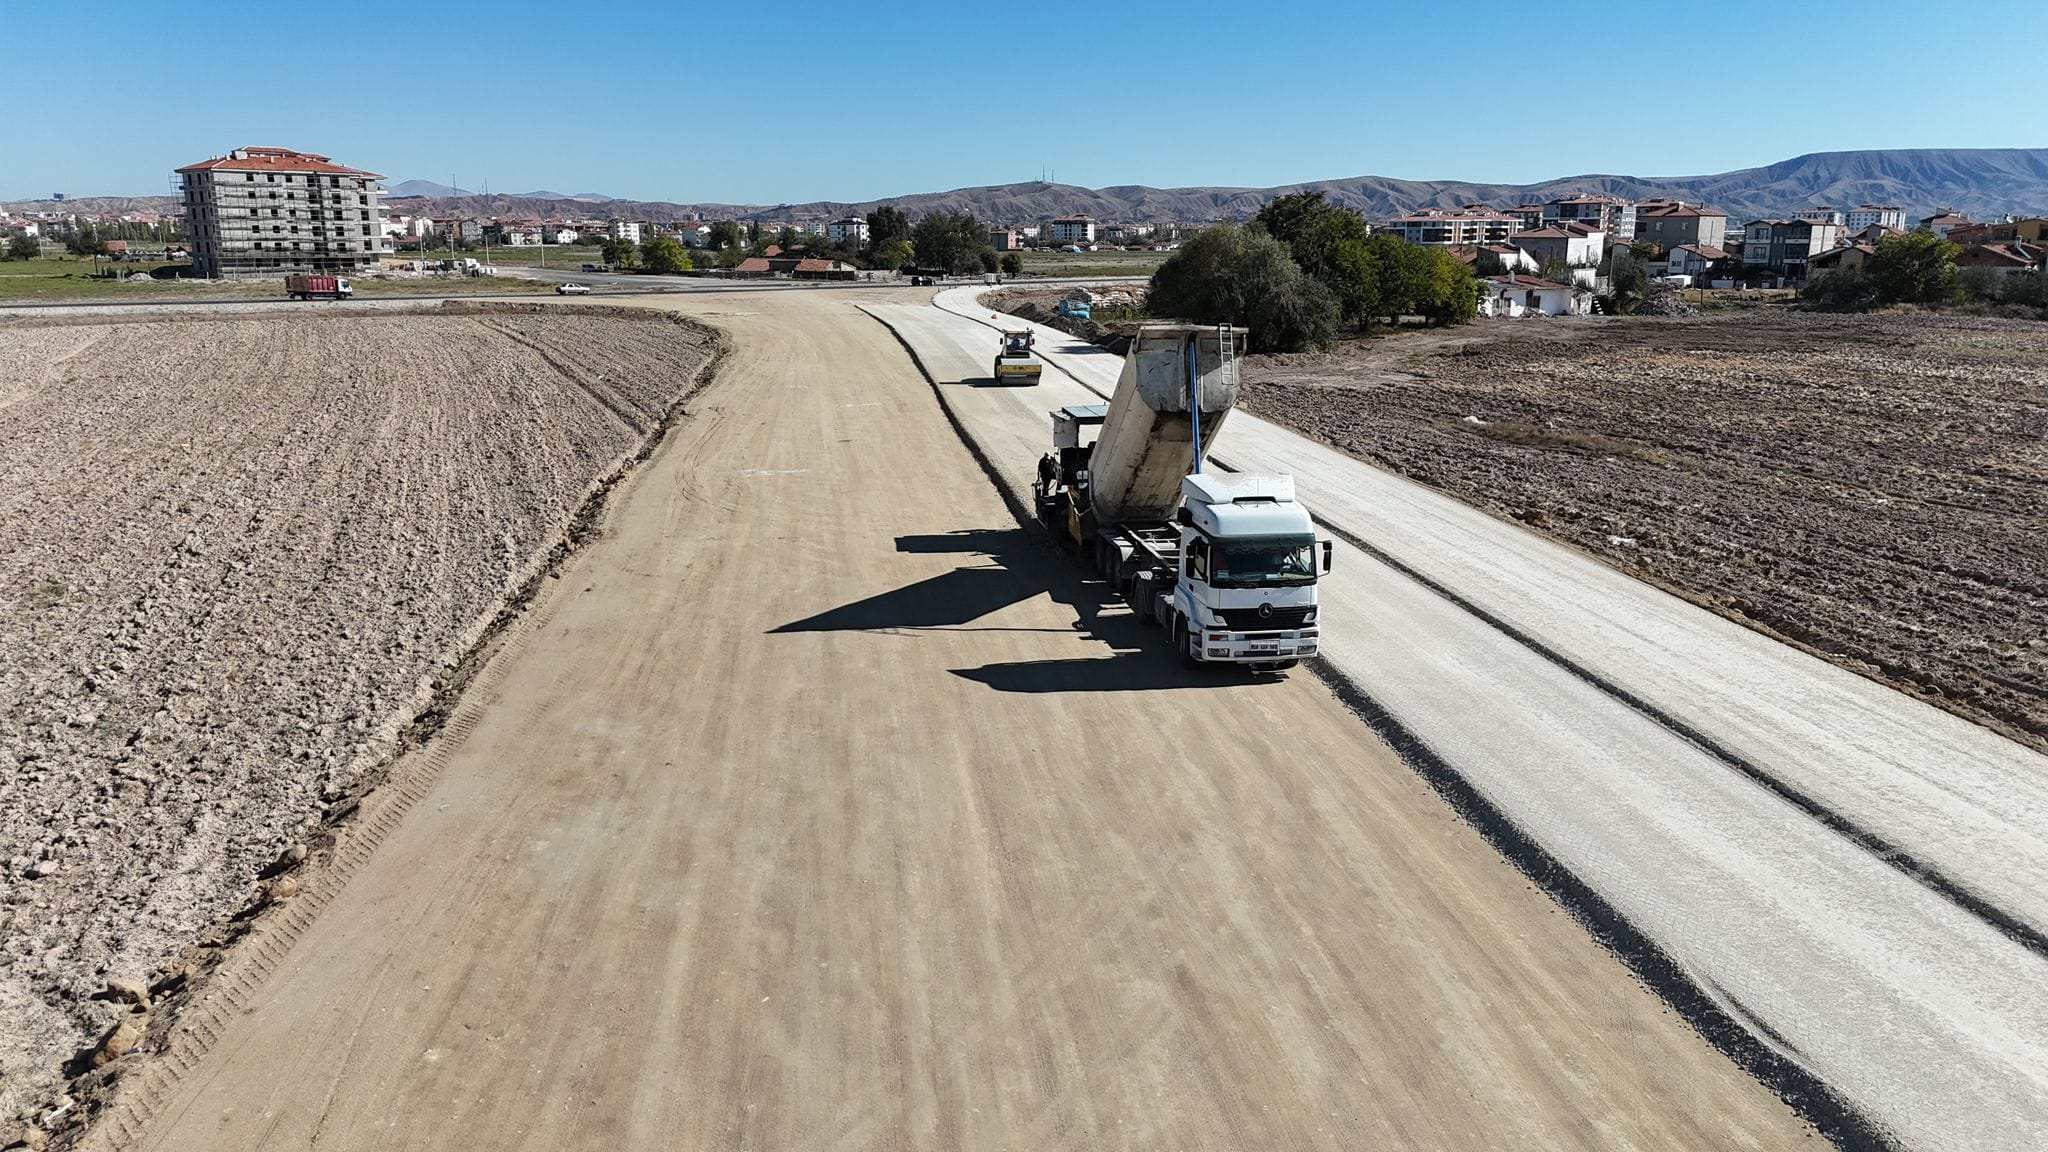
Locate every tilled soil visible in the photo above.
<box><xmin>1243</xmin><ymin>311</ymin><xmax>2048</xmax><ymax>750</ymax></box>
<box><xmin>0</xmin><ymin>305</ymin><xmax>715</xmax><ymax>1127</ymax></box>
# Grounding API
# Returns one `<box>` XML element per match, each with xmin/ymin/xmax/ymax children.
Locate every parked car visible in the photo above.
<box><xmin>556</xmin><ymin>283</ymin><xmax>591</xmax><ymax>295</ymax></box>
<box><xmin>581</xmin><ymin>263</ymin><xmax>602</xmax><ymax>272</ymax></box>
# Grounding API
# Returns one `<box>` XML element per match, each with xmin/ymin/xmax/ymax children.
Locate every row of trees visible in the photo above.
<box><xmin>1149</xmin><ymin>193</ymin><xmax>1480</xmax><ymax>352</ymax></box>
<box><xmin>1802</xmin><ymin>231</ymin><xmax>2045</xmax><ymax>313</ymax></box>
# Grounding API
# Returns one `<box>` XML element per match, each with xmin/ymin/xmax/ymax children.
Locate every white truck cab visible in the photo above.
<box><xmin>1173</xmin><ymin>473</ymin><xmax>1326</xmax><ymax>665</ymax></box>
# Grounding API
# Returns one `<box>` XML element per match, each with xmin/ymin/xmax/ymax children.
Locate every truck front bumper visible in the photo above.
<box><xmin>1199</xmin><ymin>631</ymin><xmax>1319</xmax><ymax>663</ymax></box>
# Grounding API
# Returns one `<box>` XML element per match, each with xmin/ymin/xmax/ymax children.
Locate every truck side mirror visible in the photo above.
<box><xmin>1176</xmin><ymin>506</ymin><xmax>1194</xmax><ymax>526</ymax></box>
<box><xmin>1321</xmin><ymin>540</ymin><xmax>1334</xmax><ymax>573</ymax></box>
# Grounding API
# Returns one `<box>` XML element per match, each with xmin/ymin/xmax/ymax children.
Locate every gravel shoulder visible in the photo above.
<box><xmin>0</xmin><ymin>304</ymin><xmax>718</xmax><ymax>1133</ymax></box>
<box><xmin>1240</xmin><ymin>310</ymin><xmax>2048</xmax><ymax>751</ymax></box>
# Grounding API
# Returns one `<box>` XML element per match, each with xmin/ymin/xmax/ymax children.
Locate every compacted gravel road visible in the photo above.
<box><xmin>0</xmin><ymin>305</ymin><xmax>718</xmax><ymax>1131</ymax></box>
<box><xmin>66</xmin><ymin>290</ymin><xmax>1816</xmax><ymax>1151</ymax></box>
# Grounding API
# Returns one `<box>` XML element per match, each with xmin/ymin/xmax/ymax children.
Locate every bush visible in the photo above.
<box><xmin>1801</xmin><ymin>267</ymin><xmax>1880</xmax><ymax>311</ymax></box>
<box><xmin>1148</xmin><ymin>223</ymin><xmax>1338</xmax><ymax>352</ymax></box>
<box><xmin>999</xmin><ymin>251</ymin><xmax>1023</xmax><ymax>276</ymax></box>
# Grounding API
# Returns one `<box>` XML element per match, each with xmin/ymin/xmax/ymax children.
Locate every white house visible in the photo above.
<box><xmin>607</xmin><ymin>220</ymin><xmax>643</xmax><ymax>243</ymax></box>
<box><xmin>1049</xmin><ymin>215</ymin><xmax>1096</xmax><ymax>244</ymax></box>
<box><xmin>1666</xmin><ymin>243</ymin><xmax>1730</xmax><ymax>280</ymax></box>
<box><xmin>1480</xmin><ymin>275</ymin><xmax>1582</xmax><ymax>317</ymax></box>
<box><xmin>826</xmin><ymin>216</ymin><xmax>869</xmax><ymax>246</ymax></box>
<box><xmin>543</xmin><ymin>224</ymin><xmax>580</xmax><ymax>244</ymax></box>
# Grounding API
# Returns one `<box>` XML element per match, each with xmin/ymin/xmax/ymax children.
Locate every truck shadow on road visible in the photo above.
<box><xmin>767</xmin><ymin>528</ymin><xmax>1256</xmax><ymax>693</ymax></box>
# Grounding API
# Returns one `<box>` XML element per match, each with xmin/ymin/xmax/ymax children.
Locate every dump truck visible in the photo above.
<box><xmin>1034</xmin><ymin>324</ymin><xmax>1331</xmax><ymax>669</ymax></box>
<box><xmin>285</xmin><ymin>273</ymin><xmax>351</xmax><ymax>300</ymax></box>
<box><xmin>992</xmin><ymin>328</ymin><xmax>1043</xmax><ymax>385</ymax></box>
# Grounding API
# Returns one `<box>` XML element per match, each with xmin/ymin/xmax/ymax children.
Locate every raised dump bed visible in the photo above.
<box><xmin>1086</xmin><ymin>324</ymin><xmax>1243</xmax><ymax>523</ymax></box>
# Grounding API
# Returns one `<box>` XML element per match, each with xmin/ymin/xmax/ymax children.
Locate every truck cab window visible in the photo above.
<box><xmin>1186</xmin><ymin>538</ymin><xmax>1209</xmax><ymax>582</ymax></box>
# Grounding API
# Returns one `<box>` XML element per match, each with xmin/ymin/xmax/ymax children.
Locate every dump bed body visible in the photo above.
<box><xmin>1086</xmin><ymin>324</ymin><xmax>1245</xmax><ymax>524</ymax></box>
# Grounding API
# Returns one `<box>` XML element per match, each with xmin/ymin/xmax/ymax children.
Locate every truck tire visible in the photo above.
<box><xmin>1174</xmin><ymin>615</ymin><xmax>1201</xmax><ymax>669</ymax></box>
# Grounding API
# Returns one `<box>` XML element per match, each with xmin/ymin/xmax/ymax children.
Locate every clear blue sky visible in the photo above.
<box><xmin>4</xmin><ymin>0</ymin><xmax>2038</xmax><ymax>204</ymax></box>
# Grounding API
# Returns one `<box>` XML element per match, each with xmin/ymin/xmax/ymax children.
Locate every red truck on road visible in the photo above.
<box><xmin>285</xmin><ymin>274</ymin><xmax>352</xmax><ymax>300</ymax></box>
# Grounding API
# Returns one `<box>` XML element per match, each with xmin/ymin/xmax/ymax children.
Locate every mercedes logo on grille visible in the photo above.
<box><xmin>1257</xmin><ymin>602</ymin><xmax>1273</xmax><ymax>618</ymax></box>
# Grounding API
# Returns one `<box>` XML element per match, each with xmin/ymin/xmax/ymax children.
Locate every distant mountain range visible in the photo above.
<box><xmin>12</xmin><ymin>148</ymin><xmax>2045</xmax><ymax>226</ymax></box>
<box><xmin>386</xmin><ymin>179</ymin><xmax>613</xmax><ymax>202</ymax></box>
<box><xmin>378</xmin><ymin>149</ymin><xmax>2048</xmax><ymax>226</ymax></box>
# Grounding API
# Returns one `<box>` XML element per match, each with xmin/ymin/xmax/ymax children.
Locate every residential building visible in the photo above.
<box><xmin>175</xmin><ymin>145</ymin><xmax>388</xmax><ymax>279</ymax></box>
<box><xmin>1954</xmin><ymin>242</ymin><xmax>2042</xmax><ymax>276</ymax></box>
<box><xmin>1506</xmin><ymin>203</ymin><xmax>1547</xmax><ymax>231</ymax></box>
<box><xmin>989</xmin><ymin>229</ymin><xmax>1023</xmax><ymax>251</ymax></box>
<box><xmin>1741</xmin><ymin>219</ymin><xmax>1842</xmax><ymax>279</ymax></box>
<box><xmin>1845</xmin><ymin>204</ymin><xmax>1904</xmax><ymax>232</ymax></box>
<box><xmin>1850</xmin><ymin>222</ymin><xmax>1903</xmax><ymax>245</ymax></box>
<box><xmin>1543</xmin><ymin>194</ymin><xmax>1635</xmax><ymax>240</ymax></box>
<box><xmin>1805</xmin><ymin>242</ymin><xmax>1876</xmax><ymax>275</ymax></box>
<box><xmin>1666</xmin><ymin>243</ymin><xmax>1732</xmax><ymax>280</ymax></box>
<box><xmin>1453</xmin><ymin>243</ymin><xmax>1538</xmax><ymax>272</ymax></box>
<box><xmin>1634</xmin><ymin>200</ymin><xmax>1728</xmax><ymax>256</ymax></box>
<box><xmin>1479</xmin><ymin>275</ymin><xmax>1582</xmax><ymax>317</ymax></box>
<box><xmin>607</xmin><ymin>219</ymin><xmax>643</xmax><ymax>243</ymax></box>
<box><xmin>1382</xmin><ymin>207</ymin><xmax>1520</xmax><ymax>246</ymax></box>
<box><xmin>442</xmin><ymin>219</ymin><xmax>482</xmax><ymax>244</ymax></box>
<box><xmin>826</xmin><ymin>216</ymin><xmax>869</xmax><ymax>246</ymax></box>
<box><xmin>1794</xmin><ymin>206</ymin><xmax>1845</xmax><ymax>225</ymax></box>
<box><xmin>1918</xmin><ymin>212</ymin><xmax>1972</xmax><ymax>238</ymax></box>
<box><xmin>1509</xmin><ymin>226</ymin><xmax>1604</xmax><ymax>281</ymax></box>
<box><xmin>1049</xmin><ymin>215</ymin><xmax>1096</xmax><ymax>244</ymax></box>
<box><xmin>792</xmin><ymin>257</ymin><xmax>858</xmax><ymax>280</ymax></box>
<box><xmin>1944</xmin><ymin>217</ymin><xmax>2047</xmax><ymax>246</ymax></box>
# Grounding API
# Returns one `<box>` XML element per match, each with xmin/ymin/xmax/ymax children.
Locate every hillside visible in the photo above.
<box><xmin>12</xmin><ymin>148</ymin><xmax>2045</xmax><ymax>227</ymax></box>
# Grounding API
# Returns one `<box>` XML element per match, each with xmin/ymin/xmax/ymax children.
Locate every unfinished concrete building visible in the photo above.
<box><xmin>177</xmin><ymin>147</ymin><xmax>389</xmax><ymax>279</ymax></box>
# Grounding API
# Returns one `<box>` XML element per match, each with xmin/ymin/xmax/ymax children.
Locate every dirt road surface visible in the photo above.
<box><xmin>108</xmin><ymin>290</ymin><xmax>1808</xmax><ymax>1151</ymax></box>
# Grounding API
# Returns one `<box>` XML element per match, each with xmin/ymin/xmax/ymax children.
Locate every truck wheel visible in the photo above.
<box><xmin>1174</xmin><ymin>616</ymin><xmax>1201</xmax><ymax>668</ymax></box>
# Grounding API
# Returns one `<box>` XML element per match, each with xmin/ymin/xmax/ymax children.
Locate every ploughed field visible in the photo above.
<box><xmin>0</xmin><ymin>304</ymin><xmax>716</xmax><ymax>1124</ymax></box>
<box><xmin>1243</xmin><ymin>312</ymin><xmax>2048</xmax><ymax>751</ymax></box>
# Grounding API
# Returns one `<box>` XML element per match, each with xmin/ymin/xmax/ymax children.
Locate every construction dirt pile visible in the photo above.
<box><xmin>1243</xmin><ymin>310</ymin><xmax>2048</xmax><ymax>750</ymax></box>
<box><xmin>0</xmin><ymin>304</ymin><xmax>718</xmax><ymax>1130</ymax></box>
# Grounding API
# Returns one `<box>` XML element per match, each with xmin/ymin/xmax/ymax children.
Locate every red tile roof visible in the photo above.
<box><xmin>1485</xmin><ymin>275</ymin><xmax>1575</xmax><ymax>291</ymax></box>
<box><xmin>1674</xmin><ymin>243</ymin><xmax>1730</xmax><ymax>260</ymax></box>
<box><xmin>792</xmin><ymin>258</ymin><xmax>840</xmax><ymax>272</ymax></box>
<box><xmin>734</xmin><ymin>257</ymin><xmax>772</xmax><ymax>272</ymax></box>
<box><xmin>177</xmin><ymin>146</ymin><xmax>381</xmax><ymax>179</ymax></box>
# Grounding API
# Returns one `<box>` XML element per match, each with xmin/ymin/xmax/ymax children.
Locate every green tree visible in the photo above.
<box><xmin>1628</xmin><ymin>238</ymin><xmax>1660</xmax><ymax>261</ymax></box>
<box><xmin>866</xmin><ymin>205</ymin><xmax>911</xmax><ymax>255</ymax></box>
<box><xmin>999</xmin><ymin>251</ymin><xmax>1023</xmax><ymax>276</ymax></box>
<box><xmin>876</xmin><ymin>239</ymin><xmax>915</xmax><ymax>269</ymax></box>
<box><xmin>910</xmin><ymin>210</ymin><xmax>995</xmax><ymax>274</ymax></box>
<box><xmin>1868</xmin><ymin>231</ymin><xmax>1961</xmax><ymax>305</ymax></box>
<box><xmin>1603</xmin><ymin>252</ymin><xmax>1652</xmax><ymax>313</ymax></box>
<box><xmin>4</xmin><ymin>233</ymin><xmax>37</xmax><ymax>261</ymax></box>
<box><xmin>66</xmin><ymin>220</ymin><xmax>105</xmax><ymax>257</ymax></box>
<box><xmin>746</xmin><ymin>220</ymin><xmax>763</xmax><ymax>247</ymax></box>
<box><xmin>773</xmin><ymin>225</ymin><xmax>799</xmax><ymax>251</ymax></box>
<box><xmin>601</xmin><ymin>237</ymin><xmax>638</xmax><ymax>268</ymax></box>
<box><xmin>1252</xmin><ymin>192</ymin><xmax>1379</xmax><ymax>323</ymax></box>
<box><xmin>1415</xmin><ymin>249</ymin><xmax>1480</xmax><ymax>326</ymax></box>
<box><xmin>977</xmin><ymin>248</ymin><xmax>1000</xmax><ymax>273</ymax></box>
<box><xmin>640</xmin><ymin>234</ymin><xmax>693</xmax><ymax>274</ymax></box>
<box><xmin>706</xmin><ymin>220</ymin><xmax>743</xmax><ymax>251</ymax></box>
<box><xmin>1147</xmin><ymin>223</ymin><xmax>1338</xmax><ymax>352</ymax></box>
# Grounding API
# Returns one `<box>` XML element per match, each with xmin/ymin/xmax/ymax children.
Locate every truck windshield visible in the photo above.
<box><xmin>1212</xmin><ymin>537</ymin><xmax>1317</xmax><ymax>587</ymax></box>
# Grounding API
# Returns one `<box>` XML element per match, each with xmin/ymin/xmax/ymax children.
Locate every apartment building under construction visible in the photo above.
<box><xmin>177</xmin><ymin>146</ymin><xmax>389</xmax><ymax>278</ymax></box>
